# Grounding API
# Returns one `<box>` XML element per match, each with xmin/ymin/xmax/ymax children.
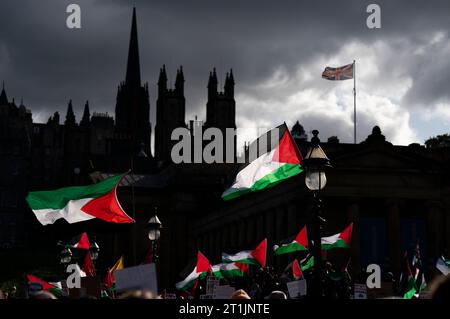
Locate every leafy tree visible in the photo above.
<box><xmin>425</xmin><ymin>134</ymin><xmax>450</xmax><ymax>148</ymax></box>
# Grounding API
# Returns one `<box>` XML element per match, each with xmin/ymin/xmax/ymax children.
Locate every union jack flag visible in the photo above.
<box><xmin>322</xmin><ymin>63</ymin><xmax>354</xmax><ymax>81</ymax></box>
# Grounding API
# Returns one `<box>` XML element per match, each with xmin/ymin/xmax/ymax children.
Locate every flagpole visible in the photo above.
<box><xmin>353</xmin><ymin>60</ymin><xmax>356</xmax><ymax>144</ymax></box>
<box><xmin>130</xmin><ymin>156</ymin><xmax>137</xmax><ymax>266</ymax></box>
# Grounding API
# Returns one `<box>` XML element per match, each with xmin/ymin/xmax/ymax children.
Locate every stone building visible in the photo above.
<box><xmin>0</xmin><ymin>8</ymin><xmax>449</xmax><ymax>292</ymax></box>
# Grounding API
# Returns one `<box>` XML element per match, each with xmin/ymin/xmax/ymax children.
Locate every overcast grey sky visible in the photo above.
<box><xmin>1</xmin><ymin>0</ymin><xmax>450</xmax><ymax>148</ymax></box>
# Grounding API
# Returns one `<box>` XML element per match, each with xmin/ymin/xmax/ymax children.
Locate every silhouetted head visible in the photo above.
<box><xmin>230</xmin><ymin>289</ymin><xmax>251</xmax><ymax>299</ymax></box>
<box><xmin>430</xmin><ymin>275</ymin><xmax>450</xmax><ymax>300</ymax></box>
<box><xmin>29</xmin><ymin>291</ymin><xmax>57</xmax><ymax>299</ymax></box>
<box><xmin>265</xmin><ymin>290</ymin><xmax>287</xmax><ymax>299</ymax></box>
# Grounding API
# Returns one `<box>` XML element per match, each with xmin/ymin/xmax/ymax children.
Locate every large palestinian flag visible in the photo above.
<box><xmin>273</xmin><ymin>226</ymin><xmax>308</xmax><ymax>255</ymax></box>
<box><xmin>176</xmin><ymin>251</ymin><xmax>211</xmax><ymax>291</ymax></box>
<box><xmin>321</xmin><ymin>223</ymin><xmax>353</xmax><ymax>250</ymax></box>
<box><xmin>222</xmin><ymin>239</ymin><xmax>267</xmax><ymax>267</ymax></box>
<box><xmin>222</xmin><ymin>123</ymin><xmax>303</xmax><ymax>200</ymax></box>
<box><xmin>26</xmin><ymin>173</ymin><xmax>135</xmax><ymax>225</ymax></box>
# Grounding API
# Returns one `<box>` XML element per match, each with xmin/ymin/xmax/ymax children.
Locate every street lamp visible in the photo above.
<box><xmin>148</xmin><ymin>207</ymin><xmax>162</xmax><ymax>263</ymax></box>
<box><xmin>89</xmin><ymin>237</ymin><xmax>100</xmax><ymax>262</ymax></box>
<box><xmin>59</xmin><ymin>245</ymin><xmax>73</xmax><ymax>267</ymax></box>
<box><xmin>303</xmin><ymin>130</ymin><xmax>331</xmax><ymax>298</ymax></box>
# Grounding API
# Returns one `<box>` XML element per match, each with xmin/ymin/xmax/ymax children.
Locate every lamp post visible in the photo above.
<box><xmin>303</xmin><ymin>130</ymin><xmax>331</xmax><ymax>298</ymax></box>
<box><xmin>89</xmin><ymin>237</ymin><xmax>100</xmax><ymax>263</ymax></box>
<box><xmin>148</xmin><ymin>207</ymin><xmax>163</xmax><ymax>263</ymax></box>
<box><xmin>58</xmin><ymin>241</ymin><xmax>73</xmax><ymax>273</ymax></box>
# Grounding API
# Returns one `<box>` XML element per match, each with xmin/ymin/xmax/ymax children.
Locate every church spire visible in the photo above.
<box><xmin>125</xmin><ymin>7</ymin><xmax>141</xmax><ymax>88</ymax></box>
<box><xmin>175</xmin><ymin>65</ymin><xmax>184</xmax><ymax>96</ymax></box>
<box><xmin>208</xmin><ymin>68</ymin><xmax>218</xmax><ymax>100</ymax></box>
<box><xmin>80</xmin><ymin>100</ymin><xmax>90</xmax><ymax>127</ymax></box>
<box><xmin>65</xmin><ymin>99</ymin><xmax>76</xmax><ymax>127</ymax></box>
<box><xmin>224</xmin><ymin>68</ymin><xmax>235</xmax><ymax>97</ymax></box>
<box><xmin>0</xmin><ymin>82</ymin><xmax>8</xmax><ymax>105</ymax></box>
<box><xmin>158</xmin><ymin>64</ymin><xmax>167</xmax><ymax>95</ymax></box>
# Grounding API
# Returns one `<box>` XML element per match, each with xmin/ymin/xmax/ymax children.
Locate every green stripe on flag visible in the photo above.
<box><xmin>223</xmin><ymin>164</ymin><xmax>302</xmax><ymax>201</ymax></box>
<box><xmin>274</xmin><ymin>242</ymin><xmax>307</xmax><ymax>255</ymax></box>
<box><xmin>26</xmin><ymin>174</ymin><xmax>124</xmax><ymax>210</ymax></box>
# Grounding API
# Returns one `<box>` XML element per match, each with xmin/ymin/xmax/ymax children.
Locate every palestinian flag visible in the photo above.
<box><xmin>321</xmin><ymin>223</ymin><xmax>353</xmax><ymax>250</ymax></box>
<box><xmin>222</xmin><ymin>239</ymin><xmax>267</xmax><ymax>267</ymax></box>
<box><xmin>292</xmin><ymin>259</ymin><xmax>304</xmax><ymax>280</ymax></box>
<box><xmin>436</xmin><ymin>256</ymin><xmax>450</xmax><ymax>275</ymax></box>
<box><xmin>212</xmin><ymin>263</ymin><xmax>248</xmax><ymax>279</ymax></box>
<box><xmin>176</xmin><ymin>251</ymin><xmax>211</xmax><ymax>291</ymax></box>
<box><xmin>300</xmin><ymin>254</ymin><xmax>314</xmax><ymax>272</ymax></box>
<box><xmin>69</xmin><ymin>232</ymin><xmax>90</xmax><ymax>250</ymax></box>
<box><xmin>211</xmin><ymin>264</ymin><xmax>225</xmax><ymax>279</ymax></box>
<box><xmin>273</xmin><ymin>226</ymin><xmax>308</xmax><ymax>255</ymax></box>
<box><xmin>26</xmin><ymin>274</ymin><xmax>62</xmax><ymax>297</ymax></box>
<box><xmin>26</xmin><ymin>173</ymin><xmax>134</xmax><ymax>225</ymax></box>
<box><xmin>82</xmin><ymin>252</ymin><xmax>96</xmax><ymax>277</ymax></box>
<box><xmin>402</xmin><ymin>252</ymin><xmax>418</xmax><ymax>299</ymax></box>
<box><xmin>222</xmin><ymin>123</ymin><xmax>303</xmax><ymax>200</ymax></box>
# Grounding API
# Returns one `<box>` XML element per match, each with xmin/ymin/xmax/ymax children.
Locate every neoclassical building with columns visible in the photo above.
<box><xmin>110</xmin><ymin>125</ymin><xmax>450</xmax><ymax>290</ymax></box>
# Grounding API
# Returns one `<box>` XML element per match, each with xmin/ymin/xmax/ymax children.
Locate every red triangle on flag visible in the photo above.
<box><xmin>294</xmin><ymin>226</ymin><xmax>308</xmax><ymax>248</ymax></box>
<box><xmin>74</xmin><ymin>232</ymin><xmax>90</xmax><ymax>250</ymax></box>
<box><xmin>251</xmin><ymin>239</ymin><xmax>267</xmax><ymax>267</ymax></box>
<box><xmin>272</xmin><ymin>129</ymin><xmax>303</xmax><ymax>164</ymax></box>
<box><xmin>82</xmin><ymin>252</ymin><xmax>96</xmax><ymax>277</ymax></box>
<box><xmin>26</xmin><ymin>274</ymin><xmax>56</xmax><ymax>291</ymax></box>
<box><xmin>338</xmin><ymin>223</ymin><xmax>353</xmax><ymax>247</ymax></box>
<box><xmin>81</xmin><ymin>173</ymin><xmax>135</xmax><ymax>224</ymax></box>
<box><xmin>292</xmin><ymin>259</ymin><xmax>304</xmax><ymax>280</ymax></box>
<box><xmin>196</xmin><ymin>251</ymin><xmax>211</xmax><ymax>273</ymax></box>
<box><xmin>236</xmin><ymin>262</ymin><xmax>249</xmax><ymax>274</ymax></box>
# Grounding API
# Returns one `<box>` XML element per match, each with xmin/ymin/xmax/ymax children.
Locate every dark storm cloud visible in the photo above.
<box><xmin>0</xmin><ymin>0</ymin><xmax>449</xmax><ymax>142</ymax></box>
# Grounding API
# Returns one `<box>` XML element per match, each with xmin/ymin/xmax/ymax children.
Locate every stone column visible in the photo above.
<box><xmin>215</xmin><ymin>229</ymin><xmax>221</xmax><ymax>258</ymax></box>
<box><xmin>386</xmin><ymin>201</ymin><xmax>402</xmax><ymax>276</ymax></box>
<box><xmin>265</xmin><ymin>209</ymin><xmax>275</xmax><ymax>267</ymax></box>
<box><xmin>230</xmin><ymin>222</ymin><xmax>238</xmax><ymax>249</ymax></box>
<box><xmin>426</xmin><ymin>201</ymin><xmax>444</xmax><ymax>266</ymax></box>
<box><xmin>246</xmin><ymin>216</ymin><xmax>255</xmax><ymax>245</ymax></box>
<box><xmin>287</xmin><ymin>204</ymin><xmax>297</xmax><ymax>235</ymax></box>
<box><xmin>238</xmin><ymin>219</ymin><xmax>246</xmax><ymax>249</ymax></box>
<box><xmin>346</xmin><ymin>201</ymin><xmax>360</xmax><ymax>278</ymax></box>
<box><xmin>275</xmin><ymin>207</ymin><xmax>286</xmax><ymax>269</ymax></box>
<box><xmin>222</xmin><ymin>224</ymin><xmax>230</xmax><ymax>251</ymax></box>
<box><xmin>256</xmin><ymin>214</ymin><xmax>264</xmax><ymax>242</ymax></box>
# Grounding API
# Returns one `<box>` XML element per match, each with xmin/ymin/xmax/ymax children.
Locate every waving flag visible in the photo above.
<box><xmin>222</xmin><ymin>239</ymin><xmax>267</xmax><ymax>267</ymax></box>
<box><xmin>26</xmin><ymin>173</ymin><xmax>134</xmax><ymax>225</ymax></box>
<box><xmin>321</xmin><ymin>223</ymin><xmax>353</xmax><ymax>250</ymax></box>
<box><xmin>322</xmin><ymin>63</ymin><xmax>354</xmax><ymax>81</ymax></box>
<box><xmin>212</xmin><ymin>262</ymin><xmax>248</xmax><ymax>279</ymax></box>
<box><xmin>273</xmin><ymin>226</ymin><xmax>308</xmax><ymax>255</ymax></box>
<box><xmin>222</xmin><ymin>123</ymin><xmax>303</xmax><ymax>200</ymax></box>
<box><xmin>176</xmin><ymin>251</ymin><xmax>211</xmax><ymax>291</ymax></box>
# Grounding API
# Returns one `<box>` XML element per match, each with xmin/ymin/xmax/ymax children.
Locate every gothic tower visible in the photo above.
<box><xmin>205</xmin><ymin>68</ymin><xmax>236</xmax><ymax>160</ymax></box>
<box><xmin>155</xmin><ymin>65</ymin><xmax>186</xmax><ymax>164</ymax></box>
<box><xmin>114</xmin><ymin>8</ymin><xmax>151</xmax><ymax>157</ymax></box>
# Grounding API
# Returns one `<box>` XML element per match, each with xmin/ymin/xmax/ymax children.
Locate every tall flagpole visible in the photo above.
<box><xmin>130</xmin><ymin>156</ymin><xmax>137</xmax><ymax>266</ymax></box>
<box><xmin>353</xmin><ymin>60</ymin><xmax>356</xmax><ymax>144</ymax></box>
